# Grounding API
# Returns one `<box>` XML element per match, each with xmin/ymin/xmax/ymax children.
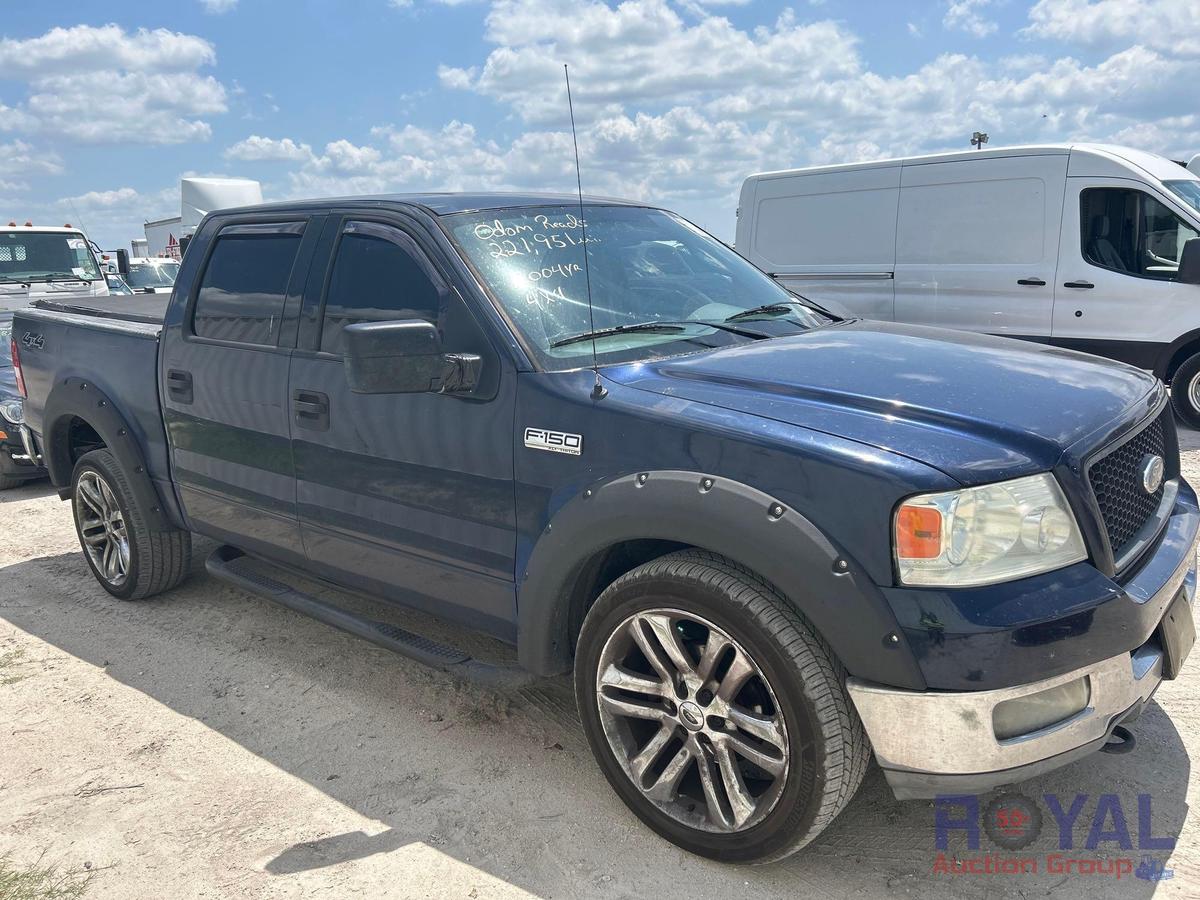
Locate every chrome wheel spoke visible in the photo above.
<box><xmin>641</xmin><ymin>613</ymin><xmax>696</xmax><ymax>679</ymax></box>
<box><xmin>696</xmin><ymin>632</ymin><xmax>732</xmax><ymax>684</ymax></box>
<box><xmin>630</xmin><ymin>723</ymin><xmax>679</xmax><ymax>783</ymax></box>
<box><xmin>715</xmin><ymin>729</ymin><xmax>786</xmax><ymax>777</ymax></box>
<box><xmin>713</xmin><ymin>741</ymin><xmax>757</xmax><ymax>828</ymax></box>
<box><xmin>694</xmin><ymin>746</ymin><xmax>734</xmax><ymax>830</ymax></box>
<box><xmin>598</xmin><ymin>690</ymin><xmax>669</xmax><ymax>722</ymax></box>
<box><xmin>77</xmin><ymin>479</ymin><xmax>106</xmax><ymax>516</ymax></box>
<box><xmin>599</xmin><ymin>662</ymin><xmax>667</xmax><ymax>699</ymax></box>
<box><xmin>725</xmin><ymin>703</ymin><xmax>786</xmax><ymax>750</ymax></box>
<box><xmin>642</xmin><ymin>741</ymin><xmax>694</xmax><ymax>804</ymax></box>
<box><xmin>715</xmin><ymin>650</ymin><xmax>755</xmax><ymax>702</ymax></box>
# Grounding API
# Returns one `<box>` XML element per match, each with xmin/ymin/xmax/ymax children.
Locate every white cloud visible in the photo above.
<box><xmin>1024</xmin><ymin>0</ymin><xmax>1200</xmax><ymax>54</ymax></box>
<box><xmin>225</xmin><ymin>135</ymin><xmax>315</xmax><ymax>162</ymax></box>
<box><xmin>200</xmin><ymin>0</ymin><xmax>239</xmax><ymax>11</ymax></box>
<box><xmin>0</xmin><ymin>140</ymin><xmax>62</xmax><ymax>176</ymax></box>
<box><xmin>943</xmin><ymin>0</ymin><xmax>998</xmax><ymax>37</ymax></box>
<box><xmin>0</xmin><ymin>25</ymin><xmax>226</xmax><ymax>145</ymax></box>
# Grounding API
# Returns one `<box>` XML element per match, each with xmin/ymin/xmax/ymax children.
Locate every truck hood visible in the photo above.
<box><xmin>605</xmin><ymin>320</ymin><xmax>1160</xmax><ymax>483</ymax></box>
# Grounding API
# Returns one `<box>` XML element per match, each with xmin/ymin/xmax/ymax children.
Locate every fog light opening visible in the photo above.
<box><xmin>993</xmin><ymin>676</ymin><xmax>1090</xmax><ymax>741</ymax></box>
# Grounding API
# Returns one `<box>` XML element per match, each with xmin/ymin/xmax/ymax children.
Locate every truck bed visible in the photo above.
<box><xmin>13</xmin><ymin>305</ymin><xmax>170</xmax><ymax>496</ymax></box>
<box><xmin>31</xmin><ymin>293</ymin><xmax>168</xmax><ymax>325</ymax></box>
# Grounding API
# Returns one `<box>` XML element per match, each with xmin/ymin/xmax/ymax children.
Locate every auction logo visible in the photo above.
<box><xmin>933</xmin><ymin>793</ymin><xmax>1176</xmax><ymax>882</ymax></box>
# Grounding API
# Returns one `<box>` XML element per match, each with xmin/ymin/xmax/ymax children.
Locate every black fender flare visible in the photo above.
<box><xmin>516</xmin><ymin>470</ymin><xmax>926</xmax><ymax>690</ymax></box>
<box><xmin>42</xmin><ymin>376</ymin><xmax>175</xmax><ymax>532</ymax></box>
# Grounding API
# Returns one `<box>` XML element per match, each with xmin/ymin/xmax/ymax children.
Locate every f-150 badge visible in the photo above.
<box><xmin>524</xmin><ymin>427</ymin><xmax>582</xmax><ymax>456</ymax></box>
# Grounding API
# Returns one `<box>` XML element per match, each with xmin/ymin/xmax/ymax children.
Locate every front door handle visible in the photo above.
<box><xmin>166</xmin><ymin>369</ymin><xmax>193</xmax><ymax>404</ymax></box>
<box><xmin>1063</xmin><ymin>280</ymin><xmax>1095</xmax><ymax>289</ymax></box>
<box><xmin>293</xmin><ymin>389</ymin><xmax>329</xmax><ymax>431</ymax></box>
<box><xmin>1017</xmin><ymin>278</ymin><xmax>1046</xmax><ymax>286</ymax></box>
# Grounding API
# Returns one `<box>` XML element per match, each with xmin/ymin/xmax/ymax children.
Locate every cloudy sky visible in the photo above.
<box><xmin>0</xmin><ymin>0</ymin><xmax>1197</xmax><ymax>248</ymax></box>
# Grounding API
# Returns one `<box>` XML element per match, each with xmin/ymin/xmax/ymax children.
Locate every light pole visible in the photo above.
<box><xmin>971</xmin><ymin>131</ymin><xmax>989</xmax><ymax>150</ymax></box>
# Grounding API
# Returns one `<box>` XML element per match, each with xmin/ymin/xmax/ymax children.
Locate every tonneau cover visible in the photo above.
<box><xmin>32</xmin><ymin>293</ymin><xmax>169</xmax><ymax>325</ymax></box>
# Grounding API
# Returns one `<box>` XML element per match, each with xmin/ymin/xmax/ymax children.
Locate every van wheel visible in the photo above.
<box><xmin>71</xmin><ymin>449</ymin><xmax>192</xmax><ymax>600</ymax></box>
<box><xmin>574</xmin><ymin>550</ymin><xmax>869</xmax><ymax>864</ymax></box>
<box><xmin>0</xmin><ymin>475</ymin><xmax>25</xmax><ymax>490</ymax></box>
<box><xmin>1171</xmin><ymin>353</ymin><xmax>1200</xmax><ymax>430</ymax></box>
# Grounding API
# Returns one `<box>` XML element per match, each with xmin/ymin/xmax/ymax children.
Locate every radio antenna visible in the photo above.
<box><xmin>564</xmin><ymin>64</ymin><xmax>606</xmax><ymax>401</ymax></box>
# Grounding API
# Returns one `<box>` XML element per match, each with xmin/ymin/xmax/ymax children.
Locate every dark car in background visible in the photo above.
<box><xmin>0</xmin><ymin>313</ymin><xmax>43</xmax><ymax>488</ymax></box>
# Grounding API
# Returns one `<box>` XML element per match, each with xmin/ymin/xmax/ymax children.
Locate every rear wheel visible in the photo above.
<box><xmin>1171</xmin><ymin>352</ymin><xmax>1200</xmax><ymax>429</ymax></box>
<box><xmin>71</xmin><ymin>449</ymin><xmax>191</xmax><ymax>600</ymax></box>
<box><xmin>575</xmin><ymin>550</ymin><xmax>869</xmax><ymax>863</ymax></box>
<box><xmin>0</xmin><ymin>474</ymin><xmax>26</xmax><ymax>490</ymax></box>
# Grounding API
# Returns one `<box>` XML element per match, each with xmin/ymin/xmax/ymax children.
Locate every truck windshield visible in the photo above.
<box><xmin>0</xmin><ymin>231</ymin><xmax>102</xmax><ymax>283</ymax></box>
<box><xmin>446</xmin><ymin>205</ymin><xmax>830</xmax><ymax>369</ymax></box>
<box><xmin>125</xmin><ymin>261</ymin><xmax>180</xmax><ymax>290</ymax></box>
<box><xmin>1165</xmin><ymin>180</ymin><xmax>1200</xmax><ymax>216</ymax></box>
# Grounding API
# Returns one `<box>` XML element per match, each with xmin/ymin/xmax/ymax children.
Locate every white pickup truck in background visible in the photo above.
<box><xmin>737</xmin><ymin>143</ymin><xmax>1200</xmax><ymax>424</ymax></box>
<box><xmin>0</xmin><ymin>223</ymin><xmax>109</xmax><ymax>310</ymax></box>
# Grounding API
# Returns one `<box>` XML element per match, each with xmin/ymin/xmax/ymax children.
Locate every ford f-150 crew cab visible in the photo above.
<box><xmin>11</xmin><ymin>193</ymin><xmax>1199</xmax><ymax>863</ymax></box>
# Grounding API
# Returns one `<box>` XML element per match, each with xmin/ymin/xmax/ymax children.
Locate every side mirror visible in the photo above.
<box><xmin>1179</xmin><ymin>238</ymin><xmax>1200</xmax><ymax>285</ymax></box>
<box><xmin>115</xmin><ymin>248</ymin><xmax>129</xmax><ymax>275</ymax></box>
<box><xmin>342</xmin><ymin>319</ymin><xmax>482</xmax><ymax>395</ymax></box>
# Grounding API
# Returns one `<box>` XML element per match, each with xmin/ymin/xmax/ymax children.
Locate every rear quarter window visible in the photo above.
<box><xmin>192</xmin><ymin>224</ymin><xmax>304</xmax><ymax>345</ymax></box>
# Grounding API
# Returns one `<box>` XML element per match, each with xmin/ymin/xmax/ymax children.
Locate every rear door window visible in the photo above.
<box><xmin>193</xmin><ymin>223</ymin><xmax>305</xmax><ymax>345</ymax></box>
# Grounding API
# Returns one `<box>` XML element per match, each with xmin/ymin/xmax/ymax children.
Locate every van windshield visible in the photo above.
<box><xmin>1165</xmin><ymin>180</ymin><xmax>1200</xmax><ymax>216</ymax></box>
<box><xmin>126</xmin><ymin>260</ymin><xmax>180</xmax><ymax>290</ymax></box>
<box><xmin>0</xmin><ymin>231</ymin><xmax>102</xmax><ymax>283</ymax></box>
<box><xmin>446</xmin><ymin>205</ymin><xmax>830</xmax><ymax>370</ymax></box>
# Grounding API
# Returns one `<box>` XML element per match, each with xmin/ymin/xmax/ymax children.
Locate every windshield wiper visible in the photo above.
<box><xmin>725</xmin><ymin>299</ymin><xmax>819</xmax><ymax>322</ymax></box>
<box><xmin>551</xmin><ymin>321</ymin><xmax>688</xmax><ymax>348</ymax></box>
<box><xmin>42</xmin><ymin>273</ymin><xmax>90</xmax><ymax>282</ymax></box>
<box><xmin>550</xmin><ymin>317</ymin><xmax>768</xmax><ymax>349</ymax></box>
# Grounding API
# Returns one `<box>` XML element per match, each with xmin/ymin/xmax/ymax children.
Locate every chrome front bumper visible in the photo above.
<box><xmin>850</xmin><ymin>547</ymin><xmax>1196</xmax><ymax>800</ymax></box>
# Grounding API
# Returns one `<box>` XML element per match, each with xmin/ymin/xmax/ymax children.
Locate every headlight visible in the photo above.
<box><xmin>894</xmin><ymin>473</ymin><xmax>1087</xmax><ymax>587</ymax></box>
<box><xmin>0</xmin><ymin>398</ymin><xmax>23</xmax><ymax>425</ymax></box>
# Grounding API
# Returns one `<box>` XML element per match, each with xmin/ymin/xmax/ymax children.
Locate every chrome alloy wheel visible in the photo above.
<box><xmin>75</xmin><ymin>470</ymin><xmax>130</xmax><ymax>587</ymax></box>
<box><xmin>1189</xmin><ymin>370</ymin><xmax>1200</xmax><ymax>414</ymax></box>
<box><xmin>594</xmin><ymin>608</ymin><xmax>790</xmax><ymax>833</ymax></box>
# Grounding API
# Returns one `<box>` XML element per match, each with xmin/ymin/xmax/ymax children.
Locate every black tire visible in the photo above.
<box><xmin>70</xmin><ymin>448</ymin><xmax>191</xmax><ymax>600</ymax></box>
<box><xmin>0</xmin><ymin>474</ymin><xmax>26</xmax><ymax>490</ymax></box>
<box><xmin>575</xmin><ymin>549</ymin><xmax>869</xmax><ymax>864</ymax></box>
<box><xmin>1171</xmin><ymin>352</ymin><xmax>1200</xmax><ymax>430</ymax></box>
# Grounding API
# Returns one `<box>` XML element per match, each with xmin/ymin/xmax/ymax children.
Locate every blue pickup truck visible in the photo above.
<box><xmin>11</xmin><ymin>193</ymin><xmax>1198</xmax><ymax>863</ymax></box>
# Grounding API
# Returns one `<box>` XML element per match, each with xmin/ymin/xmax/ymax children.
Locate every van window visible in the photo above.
<box><xmin>896</xmin><ymin>178</ymin><xmax>1045</xmax><ymax>265</ymax></box>
<box><xmin>319</xmin><ymin>221</ymin><xmax>446</xmax><ymax>355</ymax></box>
<box><xmin>193</xmin><ymin>224</ymin><xmax>304</xmax><ymax>345</ymax></box>
<box><xmin>1080</xmin><ymin>188</ymin><xmax>1199</xmax><ymax>280</ymax></box>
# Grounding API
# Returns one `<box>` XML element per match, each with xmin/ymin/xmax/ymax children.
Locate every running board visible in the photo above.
<box><xmin>205</xmin><ymin>545</ymin><xmax>533</xmax><ymax>690</ymax></box>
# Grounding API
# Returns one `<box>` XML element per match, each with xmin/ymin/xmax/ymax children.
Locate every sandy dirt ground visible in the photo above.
<box><xmin>2</xmin><ymin>434</ymin><xmax>1199</xmax><ymax>899</ymax></box>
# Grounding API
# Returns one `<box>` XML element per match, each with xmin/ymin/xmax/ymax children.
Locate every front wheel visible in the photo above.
<box><xmin>1171</xmin><ymin>352</ymin><xmax>1200</xmax><ymax>429</ymax></box>
<box><xmin>71</xmin><ymin>448</ymin><xmax>192</xmax><ymax>600</ymax></box>
<box><xmin>574</xmin><ymin>550</ymin><xmax>869</xmax><ymax>864</ymax></box>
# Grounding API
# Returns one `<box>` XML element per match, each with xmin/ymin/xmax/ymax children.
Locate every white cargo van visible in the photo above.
<box><xmin>736</xmin><ymin>144</ymin><xmax>1200</xmax><ymax>423</ymax></box>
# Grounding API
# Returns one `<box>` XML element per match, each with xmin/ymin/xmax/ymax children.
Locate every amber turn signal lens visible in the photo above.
<box><xmin>896</xmin><ymin>505</ymin><xmax>942</xmax><ymax>559</ymax></box>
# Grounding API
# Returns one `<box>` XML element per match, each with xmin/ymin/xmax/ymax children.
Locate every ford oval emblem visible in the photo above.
<box><xmin>1141</xmin><ymin>454</ymin><xmax>1165</xmax><ymax>494</ymax></box>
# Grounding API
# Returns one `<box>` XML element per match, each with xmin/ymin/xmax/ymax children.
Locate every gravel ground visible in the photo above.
<box><xmin>1</xmin><ymin>432</ymin><xmax>1198</xmax><ymax>899</ymax></box>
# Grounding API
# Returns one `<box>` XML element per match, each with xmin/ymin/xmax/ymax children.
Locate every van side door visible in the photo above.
<box><xmin>1052</xmin><ymin>178</ymin><xmax>1200</xmax><ymax>372</ymax></box>
<box><xmin>160</xmin><ymin>217</ymin><xmax>320</xmax><ymax>565</ymax></box>
<box><xmin>893</xmin><ymin>154</ymin><xmax>1066</xmax><ymax>337</ymax></box>
<box><xmin>288</xmin><ymin>214</ymin><xmax>518</xmax><ymax>639</ymax></box>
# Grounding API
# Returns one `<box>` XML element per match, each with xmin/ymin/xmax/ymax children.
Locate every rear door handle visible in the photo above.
<box><xmin>1017</xmin><ymin>278</ymin><xmax>1046</xmax><ymax>286</ymax></box>
<box><xmin>292</xmin><ymin>389</ymin><xmax>329</xmax><ymax>431</ymax></box>
<box><xmin>166</xmin><ymin>369</ymin><xmax>193</xmax><ymax>404</ymax></box>
<box><xmin>1063</xmin><ymin>280</ymin><xmax>1095</xmax><ymax>289</ymax></box>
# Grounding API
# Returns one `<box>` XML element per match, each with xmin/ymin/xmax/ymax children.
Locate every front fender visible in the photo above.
<box><xmin>42</xmin><ymin>377</ymin><xmax>178</xmax><ymax>532</ymax></box>
<box><xmin>516</xmin><ymin>469</ymin><xmax>925</xmax><ymax>689</ymax></box>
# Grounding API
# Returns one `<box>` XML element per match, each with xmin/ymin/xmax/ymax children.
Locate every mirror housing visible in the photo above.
<box><xmin>1179</xmin><ymin>237</ymin><xmax>1200</xmax><ymax>286</ymax></box>
<box><xmin>115</xmin><ymin>248</ymin><xmax>130</xmax><ymax>275</ymax></box>
<box><xmin>343</xmin><ymin>319</ymin><xmax>482</xmax><ymax>395</ymax></box>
